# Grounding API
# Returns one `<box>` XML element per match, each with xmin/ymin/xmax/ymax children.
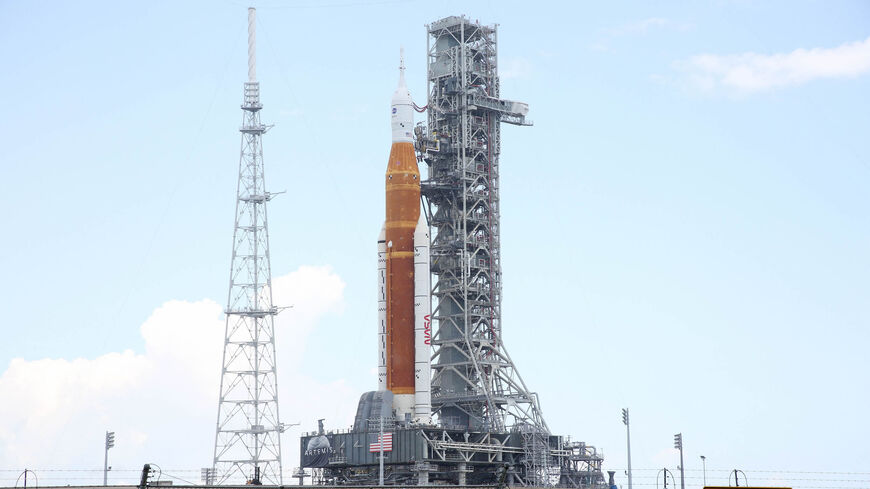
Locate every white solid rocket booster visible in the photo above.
<box><xmin>413</xmin><ymin>213</ymin><xmax>432</xmax><ymax>422</ymax></box>
<box><xmin>377</xmin><ymin>224</ymin><xmax>387</xmax><ymax>391</ymax></box>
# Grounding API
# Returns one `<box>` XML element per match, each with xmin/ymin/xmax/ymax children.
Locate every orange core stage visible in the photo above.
<box><xmin>384</xmin><ymin>141</ymin><xmax>420</xmax><ymax>395</ymax></box>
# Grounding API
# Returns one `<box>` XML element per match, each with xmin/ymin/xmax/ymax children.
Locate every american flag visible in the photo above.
<box><xmin>368</xmin><ymin>432</ymin><xmax>393</xmax><ymax>452</ymax></box>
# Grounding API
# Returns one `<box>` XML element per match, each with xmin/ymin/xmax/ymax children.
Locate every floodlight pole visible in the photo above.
<box><xmin>104</xmin><ymin>431</ymin><xmax>115</xmax><ymax>486</ymax></box>
<box><xmin>674</xmin><ymin>433</ymin><xmax>685</xmax><ymax>489</ymax></box>
<box><xmin>622</xmin><ymin>409</ymin><xmax>633</xmax><ymax>489</ymax></box>
<box><xmin>700</xmin><ymin>456</ymin><xmax>706</xmax><ymax>487</ymax></box>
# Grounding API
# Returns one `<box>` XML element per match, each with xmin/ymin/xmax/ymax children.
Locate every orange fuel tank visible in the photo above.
<box><xmin>384</xmin><ymin>141</ymin><xmax>419</xmax><ymax>397</ymax></box>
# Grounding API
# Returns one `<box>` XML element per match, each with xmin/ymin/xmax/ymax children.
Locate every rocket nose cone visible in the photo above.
<box><xmin>391</xmin><ymin>47</ymin><xmax>414</xmax><ymax>143</ymax></box>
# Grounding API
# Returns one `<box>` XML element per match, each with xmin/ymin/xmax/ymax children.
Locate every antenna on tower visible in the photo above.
<box><xmin>247</xmin><ymin>7</ymin><xmax>256</xmax><ymax>83</ymax></box>
<box><xmin>212</xmin><ymin>6</ymin><xmax>283</xmax><ymax>485</ymax></box>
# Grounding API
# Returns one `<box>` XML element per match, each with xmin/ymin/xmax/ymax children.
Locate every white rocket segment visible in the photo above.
<box><xmin>391</xmin><ymin>48</ymin><xmax>414</xmax><ymax>143</ymax></box>
<box><xmin>247</xmin><ymin>7</ymin><xmax>256</xmax><ymax>82</ymax></box>
<box><xmin>377</xmin><ymin>223</ymin><xmax>387</xmax><ymax>391</ymax></box>
<box><xmin>393</xmin><ymin>394</ymin><xmax>415</xmax><ymax>421</ymax></box>
<box><xmin>413</xmin><ymin>213</ymin><xmax>432</xmax><ymax>422</ymax></box>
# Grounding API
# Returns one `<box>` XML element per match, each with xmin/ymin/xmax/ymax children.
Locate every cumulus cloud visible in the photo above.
<box><xmin>0</xmin><ymin>266</ymin><xmax>352</xmax><ymax>485</ymax></box>
<box><xmin>677</xmin><ymin>35</ymin><xmax>870</xmax><ymax>93</ymax></box>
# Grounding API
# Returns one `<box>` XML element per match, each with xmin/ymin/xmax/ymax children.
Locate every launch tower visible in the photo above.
<box><xmin>212</xmin><ymin>8</ymin><xmax>284</xmax><ymax>485</ymax></box>
<box><xmin>418</xmin><ymin>15</ymin><xmax>542</xmax><ymax>435</ymax></box>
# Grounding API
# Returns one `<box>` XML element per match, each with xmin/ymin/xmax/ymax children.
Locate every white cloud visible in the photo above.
<box><xmin>0</xmin><ymin>266</ymin><xmax>352</xmax><ymax>486</ymax></box>
<box><xmin>677</xmin><ymin>35</ymin><xmax>870</xmax><ymax>93</ymax></box>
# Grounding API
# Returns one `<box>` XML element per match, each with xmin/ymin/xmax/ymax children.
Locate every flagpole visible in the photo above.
<box><xmin>379</xmin><ymin>416</ymin><xmax>384</xmax><ymax>486</ymax></box>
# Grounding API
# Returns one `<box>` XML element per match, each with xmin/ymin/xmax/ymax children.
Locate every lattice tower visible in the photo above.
<box><xmin>520</xmin><ymin>423</ymin><xmax>552</xmax><ymax>486</ymax></box>
<box><xmin>212</xmin><ymin>8</ymin><xmax>283</xmax><ymax>484</ymax></box>
<box><xmin>418</xmin><ymin>16</ymin><xmax>547</xmax><ymax>434</ymax></box>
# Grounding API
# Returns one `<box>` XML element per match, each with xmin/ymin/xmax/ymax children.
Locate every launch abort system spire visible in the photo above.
<box><xmin>212</xmin><ymin>7</ymin><xmax>284</xmax><ymax>485</ymax></box>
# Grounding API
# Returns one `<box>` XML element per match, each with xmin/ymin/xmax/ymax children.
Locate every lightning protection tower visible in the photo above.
<box><xmin>213</xmin><ymin>8</ymin><xmax>283</xmax><ymax>485</ymax></box>
<box><xmin>418</xmin><ymin>16</ymin><xmax>545</xmax><ymax>438</ymax></box>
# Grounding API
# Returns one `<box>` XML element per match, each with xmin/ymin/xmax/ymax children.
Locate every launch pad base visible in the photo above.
<box><xmin>300</xmin><ymin>421</ymin><xmax>605</xmax><ymax>488</ymax></box>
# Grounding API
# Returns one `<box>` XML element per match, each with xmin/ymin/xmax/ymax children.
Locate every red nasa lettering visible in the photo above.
<box><xmin>424</xmin><ymin>314</ymin><xmax>431</xmax><ymax>345</ymax></box>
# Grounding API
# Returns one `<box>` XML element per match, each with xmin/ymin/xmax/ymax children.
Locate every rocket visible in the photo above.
<box><xmin>377</xmin><ymin>50</ymin><xmax>431</xmax><ymax>423</ymax></box>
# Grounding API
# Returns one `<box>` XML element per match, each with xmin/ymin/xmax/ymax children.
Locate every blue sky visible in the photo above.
<box><xmin>0</xmin><ymin>0</ymin><xmax>868</xmax><ymax>486</ymax></box>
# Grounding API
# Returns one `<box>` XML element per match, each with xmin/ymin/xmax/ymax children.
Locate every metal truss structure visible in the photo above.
<box><xmin>421</xmin><ymin>430</ymin><xmax>606</xmax><ymax>488</ymax></box>
<box><xmin>302</xmin><ymin>426</ymin><xmax>606</xmax><ymax>488</ymax></box>
<box><xmin>213</xmin><ymin>8</ymin><xmax>283</xmax><ymax>485</ymax></box>
<box><xmin>416</xmin><ymin>15</ymin><xmax>545</xmax><ymax>436</ymax></box>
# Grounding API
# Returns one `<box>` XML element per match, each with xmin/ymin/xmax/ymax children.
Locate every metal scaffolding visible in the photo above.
<box><xmin>417</xmin><ymin>15</ymin><xmax>544</xmax><ymax>434</ymax></box>
<box><xmin>212</xmin><ymin>8</ymin><xmax>283</xmax><ymax>485</ymax></box>
<box><xmin>519</xmin><ymin>423</ymin><xmax>552</xmax><ymax>487</ymax></box>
